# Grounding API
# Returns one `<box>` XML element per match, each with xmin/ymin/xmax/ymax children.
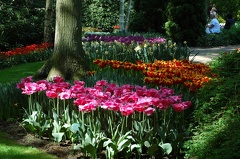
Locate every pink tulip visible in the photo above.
<box><xmin>120</xmin><ymin>104</ymin><xmax>134</xmax><ymax>116</ymax></box>
<box><xmin>53</xmin><ymin>76</ymin><xmax>65</xmax><ymax>83</ymax></box>
<box><xmin>46</xmin><ymin>90</ymin><xmax>58</xmax><ymax>98</ymax></box>
<box><xmin>101</xmin><ymin>101</ymin><xmax>120</xmax><ymax>111</ymax></box>
<box><xmin>22</xmin><ymin>82</ymin><xmax>39</xmax><ymax>95</ymax></box>
<box><xmin>144</xmin><ymin>107</ymin><xmax>156</xmax><ymax>116</ymax></box>
<box><xmin>59</xmin><ymin>90</ymin><xmax>72</xmax><ymax>100</ymax></box>
<box><xmin>78</xmin><ymin>100</ymin><xmax>98</xmax><ymax>112</ymax></box>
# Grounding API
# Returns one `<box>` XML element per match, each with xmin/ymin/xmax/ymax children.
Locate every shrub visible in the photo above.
<box><xmin>196</xmin><ymin>33</ymin><xmax>232</xmax><ymax>47</ymax></box>
<box><xmin>0</xmin><ymin>0</ymin><xmax>45</xmax><ymax>51</ymax></box>
<box><xmin>0</xmin><ymin>82</ymin><xmax>28</xmax><ymax>120</ymax></box>
<box><xmin>82</xmin><ymin>0</ymin><xmax>119</xmax><ymax>32</ymax></box>
<box><xmin>165</xmin><ymin>0</ymin><xmax>206</xmax><ymax>46</ymax></box>
<box><xmin>128</xmin><ymin>0</ymin><xmax>167</xmax><ymax>34</ymax></box>
<box><xmin>222</xmin><ymin>21</ymin><xmax>240</xmax><ymax>45</ymax></box>
<box><xmin>184</xmin><ymin>48</ymin><xmax>240</xmax><ymax>159</ymax></box>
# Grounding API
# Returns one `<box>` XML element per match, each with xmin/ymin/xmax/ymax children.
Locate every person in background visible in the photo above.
<box><xmin>210</xmin><ymin>4</ymin><xmax>217</xmax><ymax>14</ymax></box>
<box><xmin>224</xmin><ymin>13</ymin><xmax>235</xmax><ymax>30</ymax></box>
<box><xmin>205</xmin><ymin>11</ymin><xmax>221</xmax><ymax>34</ymax></box>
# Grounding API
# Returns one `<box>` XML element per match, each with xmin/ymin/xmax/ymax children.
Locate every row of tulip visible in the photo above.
<box><xmin>17</xmin><ymin>76</ymin><xmax>192</xmax><ymax>158</ymax></box>
<box><xmin>93</xmin><ymin>59</ymin><xmax>214</xmax><ymax>92</ymax></box>
<box><xmin>0</xmin><ymin>34</ymin><xmax>190</xmax><ymax>70</ymax></box>
<box><xmin>82</xmin><ymin>34</ymin><xmax>166</xmax><ymax>45</ymax></box>
<box><xmin>0</xmin><ymin>43</ymin><xmax>53</xmax><ymax>69</ymax></box>
<box><xmin>0</xmin><ymin>43</ymin><xmax>52</xmax><ymax>57</ymax></box>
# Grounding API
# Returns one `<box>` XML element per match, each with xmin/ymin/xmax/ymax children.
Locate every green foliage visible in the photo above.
<box><xmin>222</xmin><ymin>21</ymin><xmax>240</xmax><ymax>44</ymax></box>
<box><xmin>129</xmin><ymin>0</ymin><xmax>167</xmax><ymax>33</ymax></box>
<box><xmin>185</xmin><ymin>49</ymin><xmax>240</xmax><ymax>159</ymax></box>
<box><xmin>0</xmin><ymin>0</ymin><xmax>45</xmax><ymax>51</ymax></box>
<box><xmin>185</xmin><ymin>114</ymin><xmax>240</xmax><ymax>159</ymax></box>
<box><xmin>165</xmin><ymin>0</ymin><xmax>207</xmax><ymax>46</ymax></box>
<box><xmin>82</xmin><ymin>0</ymin><xmax>119</xmax><ymax>32</ymax></box>
<box><xmin>197</xmin><ymin>22</ymin><xmax>240</xmax><ymax>47</ymax></box>
<box><xmin>0</xmin><ymin>82</ymin><xmax>28</xmax><ymax>120</ymax></box>
<box><xmin>210</xmin><ymin>0</ymin><xmax>240</xmax><ymax>21</ymax></box>
<box><xmin>196</xmin><ymin>33</ymin><xmax>232</xmax><ymax>47</ymax></box>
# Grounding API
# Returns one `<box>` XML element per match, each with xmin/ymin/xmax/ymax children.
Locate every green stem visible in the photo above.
<box><xmin>121</xmin><ymin>116</ymin><xmax>125</xmax><ymax>135</ymax></box>
<box><xmin>57</xmin><ymin>98</ymin><xmax>60</xmax><ymax>120</ymax></box>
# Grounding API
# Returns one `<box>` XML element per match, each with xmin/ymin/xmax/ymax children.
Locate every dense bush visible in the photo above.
<box><xmin>165</xmin><ymin>0</ymin><xmax>207</xmax><ymax>46</ymax></box>
<box><xmin>129</xmin><ymin>0</ymin><xmax>167</xmax><ymax>34</ymax></box>
<box><xmin>0</xmin><ymin>0</ymin><xmax>45</xmax><ymax>51</ymax></box>
<box><xmin>222</xmin><ymin>21</ymin><xmax>240</xmax><ymax>44</ymax></box>
<box><xmin>184</xmin><ymin>48</ymin><xmax>240</xmax><ymax>159</ymax></box>
<box><xmin>196</xmin><ymin>33</ymin><xmax>231</xmax><ymax>47</ymax></box>
<box><xmin>197</xmin><ymin>22</ymin><xmax>240</xmax><ymax>47</ymax></box>
<box><xmin>82</xmin><ymin>0</ymin><xmax>119</xmax><ymax>32</ymax></box>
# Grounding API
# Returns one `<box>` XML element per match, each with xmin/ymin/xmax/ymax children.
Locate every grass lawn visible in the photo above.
<box><xmin>0</xmin><ymin>132</ymin><xmax>57</xmax><ymax>159</ymax></box>
<box><xmin>0</xmin><ymin>61</ymin><xmax>45</xmax><ymax>83</ymax></box>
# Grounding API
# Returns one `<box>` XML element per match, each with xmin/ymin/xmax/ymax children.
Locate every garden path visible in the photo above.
<box><xmin>189</xmin><ymin>45</ymin><xmax>240</xmax><ymax>64</ymax></box>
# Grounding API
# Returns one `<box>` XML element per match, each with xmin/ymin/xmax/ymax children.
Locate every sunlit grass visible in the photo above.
<box><xmin>0</xmin><ymin>61</ymin><xmax>45</xmax><ymax>83</ymax></box>
<box><xmin>0</xmin><ymin>132</ymin><xmax>57</xmax><ymax>159</ymax></box>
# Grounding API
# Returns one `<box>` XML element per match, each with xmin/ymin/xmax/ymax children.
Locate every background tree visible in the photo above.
<box><xmin>0</xmin><ymin>0</ymin><xmax>45</xmax><ymax>51</ymax></box>
<box><xmin>125</xmin><ymin>0</ymin><xmax>133</xmax><ymax>31</ymax></box>
<box><xmin>165</xmin><ymin>0</ymin><xmax>207</xmax><ymax>46</ymax></box>
<box><xmin>44</xmin><ymin>0</ymin><xmax>54</xmax><ymax>43</ymax></box>
<box><xmin>129</xmin><ymin>0</ymin><xmax>167</xmax><ymax>33</ymax></box>
<box><xmin>34</xmin><ymin>0</ymin><xmax>88</xmax><ymax>81</ymax></box>
<box><xmin>119</xmin><ymin>0</ymin><xmax>125</xmax><ymax>31</ymax></box>
<box><xmin>82</xmin><ymin>0</ymin><xmax>119</xmax><ymax>32</ymax></box>
<box><xmin>210</xmin><ymin>0</ymin><xmax>240</xmax><ymax>20</ymax></box>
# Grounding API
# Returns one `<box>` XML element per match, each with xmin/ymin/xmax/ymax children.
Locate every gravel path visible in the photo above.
<box><xmin>189</xmin><ymin>45</ymin><xmax>240</xmax><ymax>64</ymax></box>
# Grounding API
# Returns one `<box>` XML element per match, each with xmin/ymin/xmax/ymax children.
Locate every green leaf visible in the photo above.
<box><xmin>70</xmin><ymin>123</ymin><xmax>80</xmax><ymax>132</ymax></box>
<box><xmin>130</xmin><ymin>144</ymin><xmax>142</xmax><ymax>154</ymax></box>
<box><xmin>52</xmin><ymin>132</ymin><xmax>64</xmax><ymax>143</ymax></box>
<box><xmin>106</xmin><ymin>146</ymin><xmax>115</xmax><ymax>159</ymax></box>
<box><xmin>74</xmin><ymin>144</ymin><xmax>81</xmax><ymax>150</ymax></box>
<box><xmin>144</xmin><ymin>141</ymin><xmax>151</xmax><ymax>148</ymax></box>
<box><xmin>147</xmin><ymin>144</ymin><xmax>159</xmax><ymax>156</ymax></box>
<box><xmin>117</xmin><ymin>139</ymin><xmax>131</xmax><ymax>151</ymax></box>
<box><xmin>84</xmin><ymin>144</ymin><xmax>97</xmax><ymax>157</ymax></box>
<box><xmin>103</xmin><ymin>138</ymin><xmax>113</xmax><ymax>147</ymax></box>
<box><xmin>159</xmin><ymin>143</ymin><xmax>172</xmax><ymax>155</ymax></box>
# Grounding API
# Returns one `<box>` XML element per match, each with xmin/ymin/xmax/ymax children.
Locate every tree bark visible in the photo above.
<box><xmin>125</xmin><ymin>0</ymin><xmax>132</xmax><ymax>31</ymax></box>
<box><xmin>119</xmin><ymin>0</ymin><xmax>125</xmax><ymax>31</ymax></box>
<box><xmin>34</xmin><ymin>0</ymin><xmax>88</xmax><ymax>81</ymax></box>
<box><xmin>44</xmin><ymin>0</ymin><xmax>54</xmax><ymax>43</ymax></box>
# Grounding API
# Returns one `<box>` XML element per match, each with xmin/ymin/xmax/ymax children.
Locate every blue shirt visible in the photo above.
<box><xmin>209</xmin><ymin>18</ymin><xmax>220</xmax><ymax>33</ymax></box>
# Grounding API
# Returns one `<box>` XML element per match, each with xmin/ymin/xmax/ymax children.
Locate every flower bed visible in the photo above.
<box><xmin>17</xmin><ymin>76</ymin><xmax>192</xmax><ymax>158</ymax></box>
<box><xmin>0</xmin><ymin>43</ymin><xmax>53</xmax><ymax>69</ymax></box>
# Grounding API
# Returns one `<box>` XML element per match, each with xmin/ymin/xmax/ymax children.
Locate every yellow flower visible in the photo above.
<box><xmin>134</xmin><ymin>45</ymin><xmax>141</xmax><ymax>52</ymax></box>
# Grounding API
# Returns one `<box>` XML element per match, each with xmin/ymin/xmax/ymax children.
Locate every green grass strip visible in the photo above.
<box><xmin>0</xmin><ymin>61</ymin><xmax>45</xmax><ymax>83</ymax></box>
<box><xmin>0</xmin><ymin>132</ymin><xmax>57</xmax><ymax>159</ymax></box>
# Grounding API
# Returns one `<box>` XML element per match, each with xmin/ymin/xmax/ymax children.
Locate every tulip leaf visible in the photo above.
<box><xmin>159</xmin><ymin>143</ymin><xmax>172</xmax><ymax>155</ymax></box>
<box><xmin>52</xmin><ymin>132</ymin><xmax>64</xmax><ymax>143</ymax></box>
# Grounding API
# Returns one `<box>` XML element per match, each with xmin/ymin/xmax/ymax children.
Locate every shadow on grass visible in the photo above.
<box><xmin>0</xmin><ymin>132</ymin><xmax>57</xmax><ymax>159</ymax></box>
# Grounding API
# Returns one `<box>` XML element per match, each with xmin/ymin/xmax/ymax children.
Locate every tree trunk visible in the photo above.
<box><xmin>44</xmin><ymin>0</ymin><xmax>54</xmax><ymax>43</ymax></box>
<box><xmin>125</xmin><ymin>0</ymin><xmax>132</xmax><ymax>31</ymax></box>
<box><xmin>119</xmin><ymin>0</ymin><xmax>125</xmax><ymax>32</ymax></box>
<box><xmin>34</xmin><ymin>0</ymin><xmax>88</xmax><ymax>81</ymax></box>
